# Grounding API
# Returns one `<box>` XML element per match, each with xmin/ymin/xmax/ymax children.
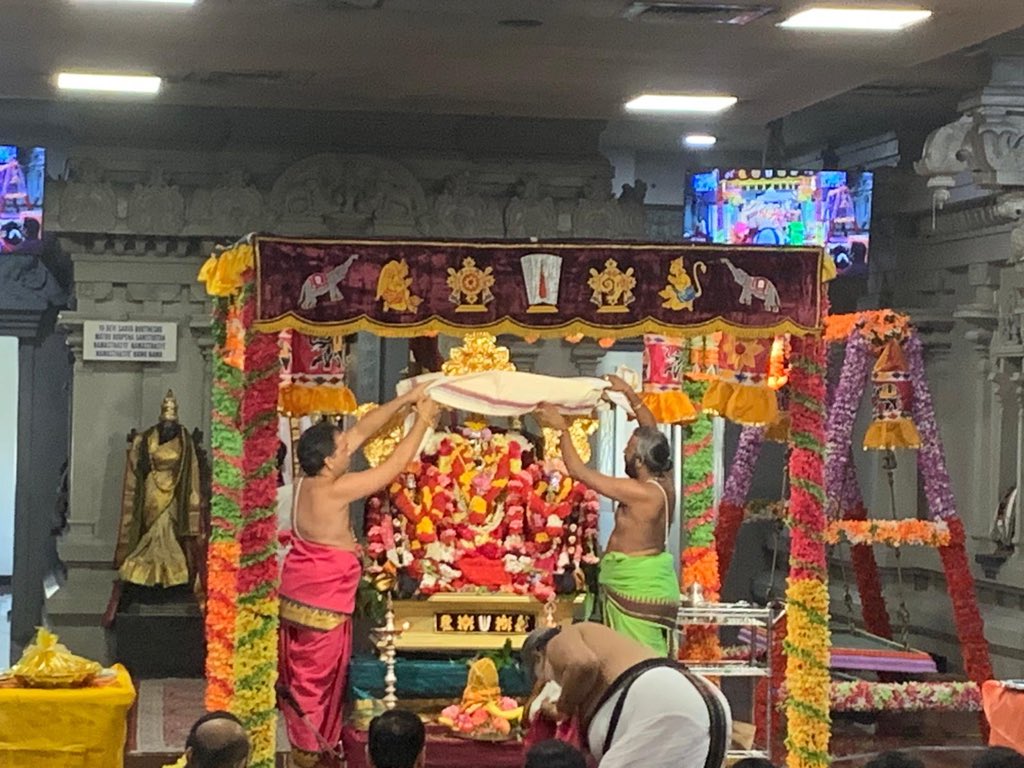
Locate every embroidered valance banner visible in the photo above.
<box><xmin>253</xmin><ymin>237</ymin><xmax>825</xmax><ymax>338</ymax></box>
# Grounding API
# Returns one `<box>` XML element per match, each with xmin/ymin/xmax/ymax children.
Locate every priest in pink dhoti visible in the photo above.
<box><xmin>278</xmin><ymin>384</ymin><xmax>438</xmax><ymax>768</ymax></box>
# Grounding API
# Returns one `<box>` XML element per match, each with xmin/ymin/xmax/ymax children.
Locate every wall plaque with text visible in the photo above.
<box><xmin>83</xmin><ymin>321</ymin><xmax>178</xmax><ymax>363</ymax></box>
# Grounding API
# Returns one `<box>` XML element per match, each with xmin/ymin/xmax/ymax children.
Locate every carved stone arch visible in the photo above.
<box><xmin>268</xmin><ymin>153</ymin><xmax>429</xmax><ymax>236</ymax></box>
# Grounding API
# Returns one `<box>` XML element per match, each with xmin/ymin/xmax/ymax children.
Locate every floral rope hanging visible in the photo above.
<box><xmin>680</xmin><ymin>378</ymin><xmax>721</xmax><ymax>662</ymax></box>
<box><xmin>905</xmin><ymin>336</ymin><xmax>992</xmax><ymax>689</ymax></box>
<box><xmin>839</xmin><ymin>458</ymin><xmax>893</xmax><ymax>640</ymax></box>
<box><xmin>235</xmin><ymin>284</ymin><xmax>283</xmax><ymax>768</ymax></box>
<box><xmin>716</xmin><ymin>426</ymin><xmax>765</xmax><ymax>579</ymax></box>
<box><xmin>783</xmin><ymin>335</ymin><xmax>831</xmax><ymax>768</ymax></box>
<box><xmin>824</xmin><ymin>331</ymin><xmax>872</xmax><ymax>514</ymax></box>
<box><xmin>205</xmin><ymin>296</ymin><xmax>244</xmax><ymax>711</ymax></box>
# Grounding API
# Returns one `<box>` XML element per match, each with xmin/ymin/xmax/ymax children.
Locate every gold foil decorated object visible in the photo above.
<box><xmin>543</xmin><ymin>417</ymin><xmax>598</xmax><ymax>463</ymax></box>
<box><xmin>160</xmin><ymin>390</ymin><xmax>179</xmax><ymax>423</ymax></box>
<box><xmin>358</xmin><ymin>403</ymin><xmax>407</xmax><ymax>468</ymax></box>
<box><xmin>441</xmin><ymin>333</ymin><xmax>516</xmax><ymax>376</ymax></box>
<box><xmin>12</xmin><ymin>628</ymin><xmax>102</xmax><ymax>688</ymax></box>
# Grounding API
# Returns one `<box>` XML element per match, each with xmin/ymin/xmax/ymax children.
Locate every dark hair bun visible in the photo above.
<box><xmin>650</xmin><ymin>441</ymin><xmax>673</xmax><ymax>473</ymax></box>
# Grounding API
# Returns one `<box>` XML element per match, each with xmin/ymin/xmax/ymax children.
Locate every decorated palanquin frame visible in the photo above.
<box><xmin>198</xmin><ymin>235</ymin><xmax>833</xmax><ymax>768</ymax></box>
<box><xmin>253</xmin><ymin>236</ymin><xmax>824</xmax><ymax>339</ymax></box>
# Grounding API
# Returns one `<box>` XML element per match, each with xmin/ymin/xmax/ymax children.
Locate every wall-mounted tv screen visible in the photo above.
<box><xmin>684</xmin><ymin>168</ymin><xmax>873</xmax><ymax>278</ymax></box>
<box><xmin>0</xmin><ymin>146</ymin><xmax>45</xmax><ymax>254</ymax></box>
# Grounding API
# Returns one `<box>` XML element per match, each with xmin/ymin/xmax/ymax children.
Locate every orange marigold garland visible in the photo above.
<box><xmin>235</xmin><ymin>289</ymin><xmax>283</xmax><ymax>768</ymax></box>
<box><xmin>680</xmin><ymin>378</ymin><xmax>722</xmax><ymax>663</ymax></box>
<box><xmin>825</xmin><ymin>519</ymin><xmax>950</xmax><ymax>547</ymax></box>
<box><xmin>206</xmin><ymin>295</ymin><xmax>244</xmax><ymax>711</ymax></box>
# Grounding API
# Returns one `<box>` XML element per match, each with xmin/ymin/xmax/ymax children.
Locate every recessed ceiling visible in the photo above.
<box><xmin>2</xmin><ymin>0</ymin><xmax>1022</xmax><ymax>153</ymax></box>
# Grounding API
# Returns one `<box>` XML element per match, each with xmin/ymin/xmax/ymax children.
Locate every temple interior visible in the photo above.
<box><xmin>3</xmin><ymin>3</ymin><xmax>1024</xmax><ymax>767</ymax></box>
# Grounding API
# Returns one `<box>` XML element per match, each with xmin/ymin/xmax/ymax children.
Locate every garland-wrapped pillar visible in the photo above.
<box><xmin>205</xmin><ymin>297</ymin><xmax>244</xmax><ymax>710</ymax></box>
<box><xmin>680</xmin><ymin>378</ymin><xmax>721</xmax><ymax>662</ymax></box>
<box><xmin>235</xmin><ymin>284</ymin><xmax>284</xmax><ymax>768</ymax></box>
<box><xmin>784</xmin><ymin>334</ymin><xmax>831</xmax><ymax>768</ymax></box>
<box><xmin>905</xmin><ymin>336</ymin><xmax>992</xmax><ymax>689</ymax></box>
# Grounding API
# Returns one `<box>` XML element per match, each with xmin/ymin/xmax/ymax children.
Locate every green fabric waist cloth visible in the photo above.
<box><xmin>599</xmin><ymin>551</ymin><xmax>680</xmax><ymax>657</ymax></box>
<box><xmin>348</xmin><ymin>655</ymin><xmax>531</xmax><ymax>701</ymax></box>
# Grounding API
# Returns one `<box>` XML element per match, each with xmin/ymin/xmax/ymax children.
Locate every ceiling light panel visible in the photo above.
<box><xmin>625</xmin><ymin>94</ymin><xmax>737</xmax><ymax>113</ymax></box>
<box><xmin>779</xmin><ymin>7</ymin><xmax>932</xmax><ymax>31</ymax></box>
<box><xmin>57</xmin><ymin>72</ymin><xmax>162</xmax><ymax>94</ymax></box>
<box><xmin>73</xmin><ymin>0</ymin><xmax>197</xmax><ymax>5</ymax></box>
<box><xmin>684</xmin><ymin>134</ymin><xmax>718</xmax><ymax>147</ymax></box>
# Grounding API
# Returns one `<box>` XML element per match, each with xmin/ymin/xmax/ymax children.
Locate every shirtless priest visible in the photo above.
<box><xmin>535</xmin><ymin>375</ymin><xmax>679</xmax><ymax>656</ymax></box>
<box><xmin>278</xmin><ymin>385</ymin><xmax>439</xmax><ymax>768</ymax></box>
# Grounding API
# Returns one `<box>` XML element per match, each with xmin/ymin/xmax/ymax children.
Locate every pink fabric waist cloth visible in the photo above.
<box><xmin>280</xmin><ymin>538</ymin><xmax>362</xmax><ymax>614</ymax></box>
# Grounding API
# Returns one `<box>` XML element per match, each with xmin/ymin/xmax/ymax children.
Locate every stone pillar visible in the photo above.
<box><xmin>0</xmin><ymin>310</ymin><xmax>71</xmax><ymax>662</ymax></box>
<box><xmin>506</xmin><ymin>339</ymin><xmax>542</xmax><ymax>373</ymax></box>
<box><xmin>49</xmin><ymin>238</ymin><xmax>210</xmax><ymax>663</ymax></box>
<box><xmin>569</xmin><ymin>341</ymin><xmax>605</xmax><ymax>377</ymax></box>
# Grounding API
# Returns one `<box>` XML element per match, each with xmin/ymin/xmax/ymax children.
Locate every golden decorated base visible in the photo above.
<box><xmin>391</xmin><ymin>593</ymin><xmax>585</xmax><ymax>651</ymax></box>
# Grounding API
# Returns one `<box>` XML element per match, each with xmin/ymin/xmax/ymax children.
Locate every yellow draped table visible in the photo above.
<box><xmin>0</xmin><ymin>664</ymin><xmax>136</xmax><ymax>767</ymax></box>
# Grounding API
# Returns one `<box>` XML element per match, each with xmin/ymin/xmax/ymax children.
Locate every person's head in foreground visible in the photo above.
<box><xmin>520</xmin><ymin>626</ymin><xmax>561</xmax><ymax>687</ymax></box>
<box><xmin>864</xmin><ymin>751</ymin><xmax>924</xmax><ymax>768</ymax></box>
<box><xmin>297</xmin><ymin>419</ymin><xmax>350</xmax><ymax>478</ymax></box>
<box><xmin>525</xmin><ymin>739</ymin><xmax>587</xmax><ymax>768</ymax></box>
<box><xmin>973</xmin><ymin>747</ymin><xmax>1024</xmax><ymax>768</ymax></box>
<box><xmin>623</xmin><ymin>426</ymin><xmax>672</xmax><ymax>480</ymax></box>
<box><xmin>367</xmin><ymin>709</ymin><xmax>426</xmax><ymax>768</ymax></box>
<box><xmin>732</xmin><ymin>759</ymin><xmax>777</xmax><ymax>768</ymax></box>
<box><xmin>185</xmin><ymin>711</ymin><xmax>250</xmax><ymax>768</ymax></box>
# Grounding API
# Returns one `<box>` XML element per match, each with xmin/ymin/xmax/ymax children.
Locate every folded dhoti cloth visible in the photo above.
<box><xmin>397</xmin><ymin>371</ymin><xmax>634</xmax><ymax>418</ymax></box>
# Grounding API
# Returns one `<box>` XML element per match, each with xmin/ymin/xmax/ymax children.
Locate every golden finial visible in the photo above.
<box><xmin>441</xmin><ymin>333</ymin><xmax>516</xmax><ymax>376</ymax></box>
<box><xmin>160</xmin><ymin>390</ymin><xmax>179</xmax><ymax>423</ymax></box>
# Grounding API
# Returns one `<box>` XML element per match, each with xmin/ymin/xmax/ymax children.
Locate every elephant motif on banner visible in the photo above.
<box><xmin>298</xmin><ymin>254</ymin><xmax>359</xmax><ymax>310</ymax></box>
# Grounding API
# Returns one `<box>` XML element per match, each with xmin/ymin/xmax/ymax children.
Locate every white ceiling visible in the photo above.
<box><xmin>3</xmin><ymin>1</ymin><xmax>1024</xmax><ymax>153</ymax></box>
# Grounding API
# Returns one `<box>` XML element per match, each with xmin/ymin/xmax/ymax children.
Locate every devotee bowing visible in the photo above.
<box><xmin>521</xmin><ymin>622</ymin><xmax>731</xmax><ymax>768</ymax></box>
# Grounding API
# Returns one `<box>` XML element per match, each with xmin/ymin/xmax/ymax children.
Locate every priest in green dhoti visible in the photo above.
<box><xmin>535</xmin><ymin>375</ymin><xmax>679</xmax><ymax>657</ymax></box>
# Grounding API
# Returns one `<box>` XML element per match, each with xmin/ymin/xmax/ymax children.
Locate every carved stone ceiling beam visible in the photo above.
<box><xmin>916</xmin><ymin>55</ymin><xmax>1024</xmax><ymax>208</ymax></box>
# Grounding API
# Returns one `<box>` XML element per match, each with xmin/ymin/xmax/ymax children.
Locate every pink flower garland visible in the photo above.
<box><xmin>905</xmin><ymin>333</ymin><xmax>992</xmax><ymax>728</ymax></box>
<box><xmin>825</xmin><ymin>331</ymin><xmax>871</xmax><ymax>515</ymax></box>
<box><xmin>777</xmin><ymin>681</ymin><xmax>982</xmax><ymax>713</ymax></box>
<box><xmin>905</xmin><ymin>336</ymin><xmax>956</xmax><ymax>520</ymax></box>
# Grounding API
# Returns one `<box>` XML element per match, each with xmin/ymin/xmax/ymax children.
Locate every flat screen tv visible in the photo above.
<box><xmin>684</xmin><ymin>168</ymin><xmax>872</xmax><ymax>278</ymax></box>
<box><xmin>0</xmin><ymin>146</ymin><xmax>45</xmax><ymax>254</ymax></box>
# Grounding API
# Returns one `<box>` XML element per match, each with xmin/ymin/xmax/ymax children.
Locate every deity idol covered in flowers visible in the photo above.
<box><xmin>364</xmin><ymin>422</ymin><xmax>600</xmax><ymax>601</ymax></box>
<box><xmin>361</xmin><ymin>333</ymin><xmax>602</xmax><ymax>601</ymax></box>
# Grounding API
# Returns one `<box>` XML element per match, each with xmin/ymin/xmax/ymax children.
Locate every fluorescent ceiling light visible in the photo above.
<box><xmin>625</xmin><ymin>94</ymin><xmax>737</xmax><ymax>114</ymax></box>
<box><xmin>73</xmin><ymin>0</ymin><xmax>196</xmax><ymax>4</ymax></box>
<box><xmin>684</xmin><ymin>134</ymin><xmax>717</xmax><ymax>148</ymax></box>
<box><xmin>57</xmin><ymin>72</ymin><xmax>162</xmax><ymax>94</ymax></box>
<box><xmin>779</xmin><ymin>7</ymin><xmax>932</xmax><ymax>30</ymax></box>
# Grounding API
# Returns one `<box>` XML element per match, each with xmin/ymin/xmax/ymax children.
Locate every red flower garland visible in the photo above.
<box><xmin>845</xmin><ymin>504</ymin><xmax>893</xmax><ymax>639</ymax></box>
<box><xmin>939</xmin><ymin>517</ymin><xmax>992</xmax><ymax>687</ymax></box>
<box><xmin>715</xmin><ymin>500</ymin><xmax>746</xmax><ymax>580</ymax></box>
